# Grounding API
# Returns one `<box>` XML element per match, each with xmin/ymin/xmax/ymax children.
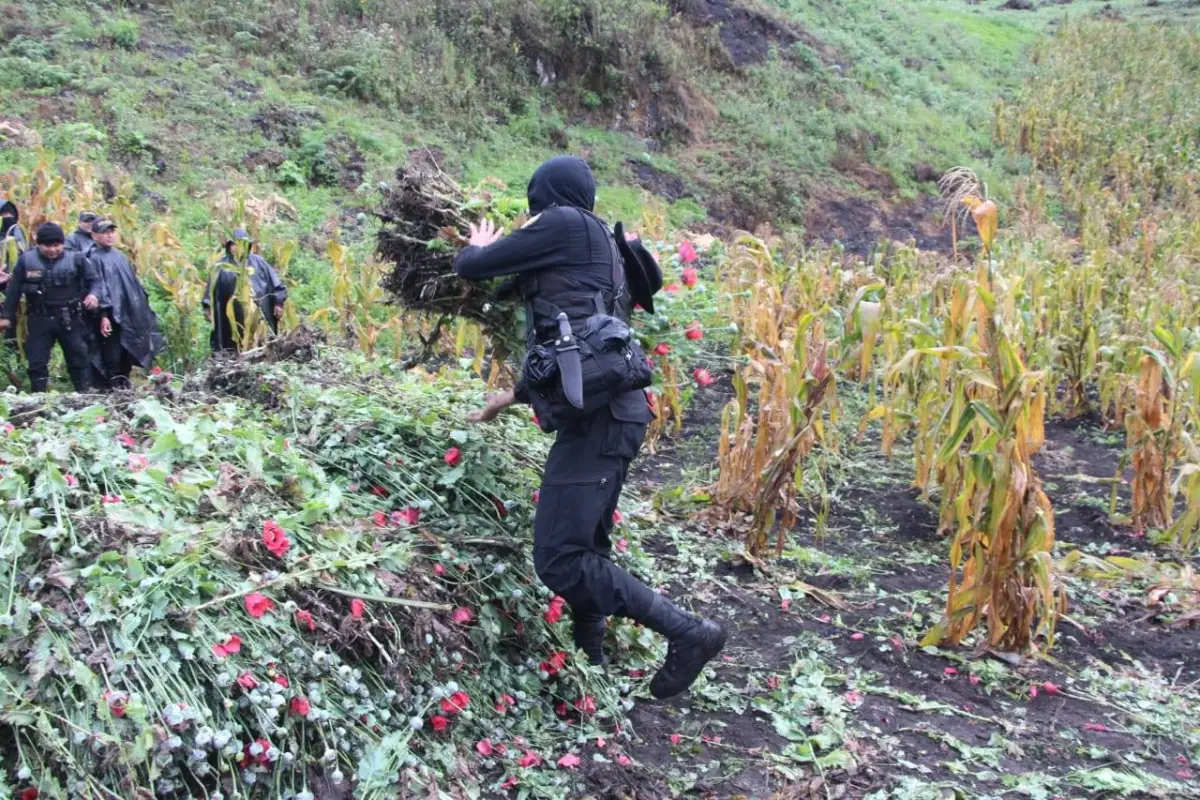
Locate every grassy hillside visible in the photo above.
<box><xmin>1</xmin><ymin>0</ymin><xmax>1194</xmax><ymax>305</ymax></box>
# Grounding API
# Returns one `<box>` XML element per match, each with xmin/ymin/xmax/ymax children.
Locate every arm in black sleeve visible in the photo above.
<box><xmin>453</xmin><ymin>212</ymin><xmax>565</xmax><ymax>281</ymax></box>
<box><xmin>514</xmin><ymin>377</ymin><xmax>531</xmax><ymax>405</ymax></box>
<box><xmin>3</xmin><ymin>258</ymin><xmax>24</xmax><ymax>320</ymax></box>
<box><xmin>79</xmin><ymin>254</ymin><xmax>104</xmax><ymax>299</ymax></box>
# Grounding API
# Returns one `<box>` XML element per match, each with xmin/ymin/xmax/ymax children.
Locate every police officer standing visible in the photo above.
<box><xmin>90</xmin><ymin>219</ymin><xmax>163</xmax><ymax>390</ymax></box>
<box><xmin>0</xmin><ymin>222</ymin><xmax>102</xmax><ymax>392</ymax></box>
<box><xmin>202</xmin><ymin>228</ymin><xmax>288</xmax><ymax>352</ymax></box>
<box><xmin>457</xmin><ymin>156</ymin><xmax>726</xmax><ymax>700</ymax></box>
<box><xmin>0</xmin><ymin>200</ymin><xmax>28</xmax><ymax>352</ymax></box>
<box><xmin>64</xmin><ymin>211</ymin><xmax>98</xmax><ymax>253</ymax></box>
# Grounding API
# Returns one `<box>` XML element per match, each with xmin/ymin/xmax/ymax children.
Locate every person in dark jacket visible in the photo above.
<box><xmin>90</xmin><ymin>220</ymin><xmax>164</xmax><ymax>390</ymax></box>
<box><xmin>64</xmin><ymin>211</ymin><xmax>98</xmax><ymax>253</ymax></box>
<box><xmin>202</xmin><ymin>228</ymin><xmax>288</xmax><ymax>352</ymax></box>
<box><xmin>0</xmin><ymin>200</ymin><xmax>28</xmax><ymax>352</ymax></box>
<box><xmin>0</xmin><ymin>222</ymin><xmax>102</xmax><ymax>392</ymax></box>
<box><xmin>457</xmin><ymin>156</ymin><xmax>726</xmax><ymax>700</ymax></box>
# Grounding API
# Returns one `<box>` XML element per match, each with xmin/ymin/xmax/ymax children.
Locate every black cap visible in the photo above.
<box><xmin>78</xmin><ymin>211</ymin><xmax>99</xmax><ymax>223</ymax></box>
<box><xmin>35</xmin><ymin>222</ymin><xmax>65</xmax><ymax>245</ymax></box>
<box><xmin>92</xmin><ymin>219</ymin><xmax>117</xmax><ymax>233</ymax></box>
<box><xmin>614</xmin><ymin>222</ymin><xmax>662</xmax><ymax>315</ymax></box>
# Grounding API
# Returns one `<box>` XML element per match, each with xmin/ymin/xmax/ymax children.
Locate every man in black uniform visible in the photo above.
<box><xmin>201</xmin><ymin>228</ymin><xmax>288</xmax><ymax>352</ymax></box>
<box><xmin>0</xmin><ymin>222</ymin><xmax>102</xmax><ymax>392</ymax></box>
<box><xmin>90</xmin><ymin>220</ymin><xmax>163</xmax><ymax>390</ymax></box>
<box><xmin>64</xmin><ymin>211</ymin><xmax>98</xmax><ymax>253</ymax></box>
<box><xmin>456</xmin><ymin>156</ymin><xmax>726</xmax><ymax>700</ymax></box>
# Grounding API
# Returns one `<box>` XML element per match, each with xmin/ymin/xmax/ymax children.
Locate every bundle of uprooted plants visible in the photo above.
<box><xmin>376</xmin><ymin>149</ymin><xmax>524</xmax><ymax>356</ymax></box>
<box><xmin>0</xmin><ymin>353</ymin><xmax>661</xmax><ymax>799</ymax></box>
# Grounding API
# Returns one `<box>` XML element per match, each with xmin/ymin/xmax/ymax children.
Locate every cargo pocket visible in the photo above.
<box><xmin>534</xmin><ymin>472</ymin><xmax>616</xmax><ymax>555</ymax></box>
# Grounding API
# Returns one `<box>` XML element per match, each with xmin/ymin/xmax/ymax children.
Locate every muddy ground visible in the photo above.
<box><xmin>599</xmin><ymin>379</ymin><xmax>1200</xmax><ymax>799</ymax></box>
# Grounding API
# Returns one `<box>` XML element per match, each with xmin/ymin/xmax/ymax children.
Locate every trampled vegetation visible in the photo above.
<box><xmin>1</xmin><ymin>2</ymin><xmax>1199</xmax><ymax>799</ymax></box>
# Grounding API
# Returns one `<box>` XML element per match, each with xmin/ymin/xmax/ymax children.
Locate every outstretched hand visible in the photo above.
<box><xmin>468</xmin><ymin>218</ymin><xmax>503</xmax><ymax>248</ymax></box>
<box><xmin>468</xmin><ymin>390</ymin><xmax>516</xmax><ymax>424</ymax></box>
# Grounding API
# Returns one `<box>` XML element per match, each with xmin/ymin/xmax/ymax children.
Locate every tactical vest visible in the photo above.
<box><xmin>517</xmin><ymin>208</ymin><xmax>651</xmax><ymax>431</ymax></box>
<box><xmin>517</xmin><ymin>208</ymin><xmax>630</xmax><ymax>344</ymax></box>
<box><xmin>19</xmin><ymin>251</ymin><xmax>91</xmax><ymax>311</ymax></box>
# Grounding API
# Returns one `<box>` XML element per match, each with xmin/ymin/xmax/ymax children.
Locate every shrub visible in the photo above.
<box><xmin>106</xmin><ymin>17</ymin><xmax>141</xmax><ymax>50</ymax></box>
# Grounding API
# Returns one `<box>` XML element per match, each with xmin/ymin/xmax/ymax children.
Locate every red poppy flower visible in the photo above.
<box><xmin>653</xmin><ymin>343</ymin><xmax>670</xmax><ymax>356</ymax></box>
<box><xmin>211</xmin><ymin>634</ymin><xmax>243</xmax><ymax>658</ymax></box>
<box><xmin>433</xmin><ymin>563</ymin><xmax>446</xmax><ymax>577</ymax></box>
<box><xmin>440</xmin><ymin>691</ymin><xmax>470</xmax><ymax>715</ymax></box>
<box><xmin>262</xmin><ymin>520</ymin><xmax>290</xmax><ymax>558</ymax></box>
<box><xmin>64</xmin><ymin>473</ymin><xmax>78</xmax><ymax>488</ymax></box>
<box><xmin>496</xmin><ymin>693</ymin><xmax>516</xmax><ymax>713</ymax></box>
<box><xmin>532</xmin><ymin>489</ymin><xmax>540</xmax><ymax>505</ymax></box>
<box><xmin>274</xmin><ymin>674</ymin><xmax>289</xmax><ymax>688</ymax></box>
<box><xmin>20</xmin><ymin>788</ymin><xmax>37</xmax><ymax>800</ymax></box>
<box><xmin>780</xmin><ymin>599</ymin><xmax>791</xmax><ymax>611</ymax></box>
<box><xmin>557</xmin><ymin>753</ymin><xmax>581</xmax><ymax>769</ymax></box>
<box><xmin>371</xmin><ymin>510</ymin><xmax>387</xmax><ymax>527</ymax></box>
<box><xmin>501</xmin><ymin>776</ymin><xmax>519</xmax><ymax>790</ymax></box>
<box><xmin>679</xmin><ymin>241</ymin><xmax>698</xmax><ymax>264</ymax></box>
<box><xmin>289</xmin><ymin>696</ymin><xmax>311</xmax><ymax>716</ymax></box>
<box><xmin>371</xmin><ymin>484</ymin><xmax>389</xmax><ymax>498</ymax></box>
<box><xmin>666</xmin><ymin>283</ymin><xmax>681</xmax><ymax>293</ymax></box>
<box><xmin>101</xmin><ymin>494</ymin><xmax>122</xmax><ymax>505</ymax></box>
<box><xmin>1042</xmin><ymin>681</ymin><xmax>1061</xmax><ymax>696</ymax></box>
<box><xmin>350</xmin><ymin>599</ymin><xmax>366</xmax><ymax>619</ymax></box>
<box><xmin>519</xmin><ymin>752</ymin><xmax>541</xmax><ymax>768</ymax></box>
<box><xmin>2</xmin><ymin>423</ymin><xmax>13</xmax><ymax>435</ymax></box>
<box><xmin>612</xmin><ymin>509</ymin><xmax>623</xmax><ymax>525</ymax></box>
<box><xmin>393</xmin><ymin>506</ymin><xmax>421</xmax><ymax>526</ymax></box>
<box><xmin>766</xmin><ymin>675</ymin><xmax>781</xmax><ymax>690</ymax></box>
<box><xmin>451</xmin><ymin>607</ymin><xmax>474</xmax><ymax>625</ymax></box>
<box><xmin>681</xmin><ymin>266</ymin><xmax>698</xmax><ymax>287</ymax></box>
<box><xmin>116</xmin><ymin>432</ymin><xmax>137</xmax><ymax>448</ymax></box>
<box><xmin>849</xmin><ymin>632</ymin><xmax>865</xmax><ymax>641</ymax></box>
<box><xmin>444</xmin><ymin>447</ymin><xmax>462</xmax><ymax>467</ymax></box>
<box><xmin>236</xmin><ymin>672</ymin><xmax>258</xmax><ymax>690</ymax></box>
<box><xmin>574</xmin><ymin>696</ymin><xmax>597</xmax><ymax>716</ymax></box>
<box><xmin>150</xmin><ymin>366</ymin><xmax>163</xmax><ymax>375</ymax></box>
<box><xmin>489</xmin><ymin>494</ymin><xmax>509</xmax><ymax>519</ymax></box>
<box><xmin>430</xmin><ymin>715</ymin><xmax>450</xmax><ymax>732</ymax></box>
<box><xmin>244</xmin><ymin>593</ymin><xmax>275</xmax><ymax>619</ymax></box>
<box><xmin>129</xmin><ymin>453</ymin><xmax>148</xmax><ymax>472</ymax></box>
<box><xmin>616</xmin><ymin>538</ymin><xmax>629</xmax><ymax>553</ymax></box>
<box><xmin>104</xmin><ymin>690</ymin><xmax>127</xmax><ymax>717</ymax></box>
<box><xmin>1082</xmin><ymin>722</ymin><xmax>1110</xmax><ymax>733</ymax></box>
<box><xmin>477</xmin><ymin>739</ymin><xmax>495</xmax><ymax>757</ymax></box>
<box><xmin>617</xmin><ymin>754</ymin><xmax>633</xmax><ymax>767</ymax></box>
<box><xmin>944</xmin><ymin>667</ymin><xmax>958</xmax><ymax>677</ymax></box>
<box><xmin>969</xmin><ymin>674</ymin><xmax>981</xmax><ymax>685</ymax></box>
<box><xmin>685</xmin><ymin>322</ymin><xmax>703</xmax><ymax>340</ymax></box>
<box><xmin>544</xmin><ymin>596</ymin><xmax>565</xmax><ymax>624</ymax></box>
<box><xmin>295</xmin><ymin>610</ymin><xmax>315</xmax><ymax>632</ymax></box>
<box><xmin>693</xmin><ymin>368</ymin><xmax>713</xmax><ymax>387</ymax></box>
<box><xmin>540</xmin><ymin>650</ymin><xmax>569</xmax><ymax>676</ymax></box>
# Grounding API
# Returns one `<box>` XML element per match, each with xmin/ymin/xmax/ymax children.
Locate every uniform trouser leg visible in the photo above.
<box><xmin>99</xmin><ymin>327</ymin><xmax>130</xmax><ymax>390</ymax></box>
<box><xmin>60</xmin><ymin>315</ymin><xmax>92</xmax><ymax>392</ymax></box>
<box><xmin>533</xmin><ymin>411</ymin><xmax>657</xmax><ymax>623</ymax></box>
<box><xmin>24</xmin><ymin>314</ymin><xmax>55</xmax><ymax>392</ymax></box>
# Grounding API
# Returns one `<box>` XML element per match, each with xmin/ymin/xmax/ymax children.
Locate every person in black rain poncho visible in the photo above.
<box><xmin>90</xmin><ymin>220</ymin><xmax>164</xmax><ymax>390</ymax></box>
<box><xmin>0</xmin><ymin>222</ymin><xmax>102</xmax><ymax>392</ymax></box>
<box><xmin>0</xmin><ymin>200</ymin><xmax>29</xmax><ymax>351</ymax></box>
<box><xmin>456</xmin><ymin>156</ymin><xmax>727</xmax><ymax>700</ymax></box>
<box><xmin>202</xmin><ymin>228</ymin><xmax>288</xmax><ymax>352</ymax></box>
<box><xmin>65</xmin><ymin>211</ymin><xmax>98</xmax><ymax>253</ymax></box>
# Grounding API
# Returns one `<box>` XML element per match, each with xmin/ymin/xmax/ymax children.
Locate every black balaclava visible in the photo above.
<box><xmin>526</xmin><ymin>156</ymin><xmax>596</xmax><ymax>216</ymax></box>
<box><xmin>0</xmin><ymin>200</ymin><xmax>18</xmax><ymax>238</ymax></box>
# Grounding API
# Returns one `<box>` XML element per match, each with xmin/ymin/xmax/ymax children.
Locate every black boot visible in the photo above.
<box><xmin>641</xmin><ymin>595</ymin><xmax>727</xmax><ymax>699</ymax></box>
<box><xmin>572</xmin><ymin>612</ymin><xmax>608</xmax><ymax>666</ymax></box>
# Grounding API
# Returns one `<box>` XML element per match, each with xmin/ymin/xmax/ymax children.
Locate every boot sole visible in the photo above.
<box><xmin>649</xmin><ymin>623</ymin><xmax>728</xmax><ymax>700</ymax></box>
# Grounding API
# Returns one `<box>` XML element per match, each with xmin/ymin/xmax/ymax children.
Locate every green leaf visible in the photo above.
<box><xmin>938</xmin><ymin>406</ymin><xmax>977</xmax><ymax>466</ymax></box>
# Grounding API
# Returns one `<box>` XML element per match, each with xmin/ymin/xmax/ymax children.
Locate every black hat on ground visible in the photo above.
<box><xmin>614</xmin><ymin>222</ymin><xmax>662</xmax><ymax>315</ymax></box>
<box><xmin>92</xmin><ymin>219</ymin><xmax>117</xmax><ymax>233</ymax></box>
<box><xmin>35</xmin><ymin>222</ymin><xmax>65</xmax><ymax>245</ymax></box>
<box><xmin>78</xmin><ymin>211</ymin><xmax>99</xmax><ymax>223</ymax></box>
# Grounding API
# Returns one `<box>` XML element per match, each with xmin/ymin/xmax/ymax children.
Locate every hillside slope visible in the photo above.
<box><xmin>1</xmin><ymin>0</ymin><xmax>1194</xmax><ymax>277</ymax></box>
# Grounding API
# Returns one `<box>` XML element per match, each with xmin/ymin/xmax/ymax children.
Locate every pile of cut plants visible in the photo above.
<box><xmin>0</xmin><ymin>352</ymin><xmax>663</xmax><ymax>800</ymax></box>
